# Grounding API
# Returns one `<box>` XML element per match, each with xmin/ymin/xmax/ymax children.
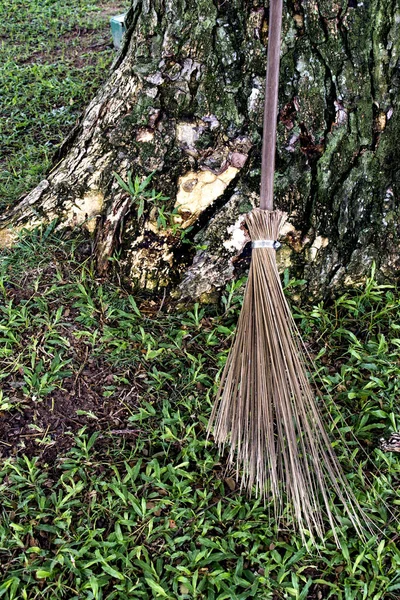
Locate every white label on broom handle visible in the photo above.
<box><xmin>252</xmin><ymin>240</ymin><xmax>281</xmax><ymax>250</ymax></box>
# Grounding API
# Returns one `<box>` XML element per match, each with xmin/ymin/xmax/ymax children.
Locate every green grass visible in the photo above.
<box><xmin>1</xmin><ymin>2</ymin><xmax>400</xmax><ymax>598</ymax></box>
<box><xmin>0</xmin><ymin>226</ymin><xmax>400</xmax><ymax>599</ymax></box>
<box><xmin>0</xmin><ymin>0</ymin><xmax>128</xmax><ymax>209</ymax></box>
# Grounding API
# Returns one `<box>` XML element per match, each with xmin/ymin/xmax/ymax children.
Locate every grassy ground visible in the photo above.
<box><xmin>1</xmin><ymin>1</ymin><xmax>400</xmax><ymax>599</ymax></box>
<box><xmin>0</xmin><ymin>0</ymin><xmax>127</xmax><ymax>209</ymax></box>
<box><xmin>0</xmin><ymin>226</ymin><xmax>400</xmax><ymax>599</ymax></box>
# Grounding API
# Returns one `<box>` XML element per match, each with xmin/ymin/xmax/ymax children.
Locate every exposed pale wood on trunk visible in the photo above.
<box><xmin>0</xmin><ymin>0</ymin><xmax>399</xmax><ymax>299</ymax></box>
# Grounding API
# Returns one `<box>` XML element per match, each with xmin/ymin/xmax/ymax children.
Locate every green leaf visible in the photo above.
<box><xmin>139</xmin><ymin>171</ymin><xmax>155</xmax><ymax>193</ymax></box>
<box><xmin>146</xmin><ymin>347</ymin><xmax>164</xmax><ymax>360</ymax></box>
<box><xmin>127</xmin><ymin>170</ymin><xmax>134</xmax><ymax>194</ymax></box>
<box><xmin>0</xmin><ymin>577</ymin><xmax>20</xmax><ymax>599</ymax></box>
<box><xmin>145</xmin><ymin>578</ymin><xmax>168</xmax><ymax>597</ymax></box>
<box><xmin>0</xmin><ymin>579</ymin><xmax>16</xmax><ymax>596</ymax></box>
<box><xmin>341</xmin><ymin>540</ymin><xmax>350</xmax><ymax>563</ymax></box>
<box><xmin>376</xmin><ymin>540</ymin><xmax>385</xmax><ymax>558</ymax></box>
<box><xmin>87</xmin><ymin>431</ymin><xmax>100</xmax><ymax>451</ymax></box>
<box><xmin>113</xmin><ymin>171</ymin><xmax>131</xmax><ymax>194</ymax></box>
<box><xmin>36</xmin><ymin>570</ymin><xmax>52</xmax><ymax>579</ymax></box>
<box><xmin>89</xmin><ymin>576</ymin><xmax>99</xmax><ymax>596</ymax></box>
<box><xmin>299</xmin><ymin>579</ymin><xmax>313</xmax><ymax>600</ymax></box>
<box><xmin>102</xmin><ymin>563</ymin><xmax>125</xmax><ymax>580</ymax></box>
<box><xmin>368</xmin><ymin>410</ymin><xmax>388</xmax><ymax>419</ymax></box>
<box><xmin>138</xmin><ymin>198</ymin><xmax>145</xmax><ymax>219</ymax></box>
<box><xmin>128</xmin><ymin>295</ymin><xmax>141</xmax><ymax>316</ymax></box>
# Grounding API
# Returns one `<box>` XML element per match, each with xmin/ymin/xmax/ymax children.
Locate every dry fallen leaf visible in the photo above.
<box><xmin>168</xmin><ymin>519</ymin><xmax>177</xmax><ymax>529</ymax></box>
<box><xmin>224</xmin><ymin>477</ymin><xmax>236</xmax><ymax>491</ymax></box>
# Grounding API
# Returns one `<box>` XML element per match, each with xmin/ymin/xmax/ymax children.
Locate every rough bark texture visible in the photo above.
<box><xmin>1</xmin><ymin>0</ymin><xmax>399</xmax><ymax>300</ymax></box>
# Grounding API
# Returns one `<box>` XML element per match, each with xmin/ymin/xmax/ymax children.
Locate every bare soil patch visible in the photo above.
<box><xmin>0</xmin><ymin>354</ymin><xmax>141</xmax><ymax>463</ymax></box>
<box><xmin>18</xmin><ymin>0</ymin><xmax>128</xmax><ymax>67</ymax></box>
<box><xmin>0</xmin><ymin>238</ymin><xmax>145</xmax><ymax>464</ymax></box>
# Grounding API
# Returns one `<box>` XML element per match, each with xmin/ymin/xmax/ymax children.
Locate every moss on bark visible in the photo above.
<box><xmin>1</xmin><ymin>0</ymin><xmax>399</xmax><ymax>299</ymax></box>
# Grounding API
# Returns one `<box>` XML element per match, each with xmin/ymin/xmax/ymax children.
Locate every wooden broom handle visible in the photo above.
<box><xmin>260</xmin><ymin>0</ymin><xmax>283</xmax><ymax>211</ymax></box>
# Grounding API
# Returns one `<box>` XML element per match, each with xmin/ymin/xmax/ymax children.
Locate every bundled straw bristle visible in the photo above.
<box><xmin>208</xmin><ymin>208</ymin><xmax>365</xmax><ymax>545</ymax></box>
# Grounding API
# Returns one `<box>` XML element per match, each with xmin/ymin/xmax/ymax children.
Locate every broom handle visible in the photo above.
<box><xmin>260</xmin><ymin>0</ymin><xmax>283</xmax><ymax>211</ymax></box>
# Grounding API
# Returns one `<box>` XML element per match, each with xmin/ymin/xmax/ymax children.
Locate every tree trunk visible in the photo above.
<box><xmin>1</xmin><ymin>0</ymin><xmax>399</xmax><ymax>300</ymax></box>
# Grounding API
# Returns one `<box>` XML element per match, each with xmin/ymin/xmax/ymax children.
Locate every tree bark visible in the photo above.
<box><xmin>1</xmin><ymin>0</ymin><xmax>399</xmax><ymax>300</ymax></box>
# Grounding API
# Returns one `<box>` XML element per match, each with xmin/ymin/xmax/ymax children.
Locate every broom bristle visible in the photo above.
<box><xmin>208</xmin><ymin>208</ymin><xmax>365</xmax><ymax>545</ymax></box>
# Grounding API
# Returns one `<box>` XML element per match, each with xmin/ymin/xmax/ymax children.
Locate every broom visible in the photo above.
<box><xmin>207</xmin><ymin>0</ymin><xmax>365</xmax><ymax>545</ymax></box>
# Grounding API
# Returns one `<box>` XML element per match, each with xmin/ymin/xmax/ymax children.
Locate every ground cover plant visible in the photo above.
<box><xmin>0</xmin><ymin>0</ymin><xmax>129</xmax><ymax>210</ymax></box>
<box><xmin>1</xmin><ymin>1</ymin><xmax>400</xmax><ymax>598</ymax></box>
<box><xmin>0</xmin><ymin>225</ymin><xmax>400</xmax><ymax>599</ymax></box>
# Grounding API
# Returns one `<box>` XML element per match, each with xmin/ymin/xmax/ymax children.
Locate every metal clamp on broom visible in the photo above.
<box><xmin>207</xmin><ymin>0</ymin><xmax>365</xmax><ymax>546</ymax></box>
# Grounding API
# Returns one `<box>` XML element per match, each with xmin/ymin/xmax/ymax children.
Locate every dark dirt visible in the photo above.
<box><xmin>0</xmin><ymin>0</ymin><xmax>136</xmax><ymax>465</ymax></box>
<box><xmin>19</xmin><ymin>30</ymin><xmax>112</xmax><ymax>68</ymax></box>
<box><xmin>0</xmin><ymin>349</ymin><xmax>143</xmax><ymax>463</ymax></box>
<box><xmin>0</xmin><ymin>234</ymin><xmax>149</xmax><ymax>464</ymax></box>
<box><xmin>17</xmin><ymin>0</ymin><xmax>127</xmax><ymax>68</ymax></box>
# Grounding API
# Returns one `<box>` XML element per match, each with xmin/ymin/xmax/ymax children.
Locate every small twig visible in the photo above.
<box><xmin>158</xmin><ymin>287</ymin><xmax>167</xmax><ymax>314</ymax></box>
<box><xmin>72</xmin><ymin>346</ymin><xmax>89</xmax><ymax>391</ymax></box>
<box><xmin>103</xmin><ymin>429</ymin><xmax>142</xmax><ymax>436</ymax></box>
